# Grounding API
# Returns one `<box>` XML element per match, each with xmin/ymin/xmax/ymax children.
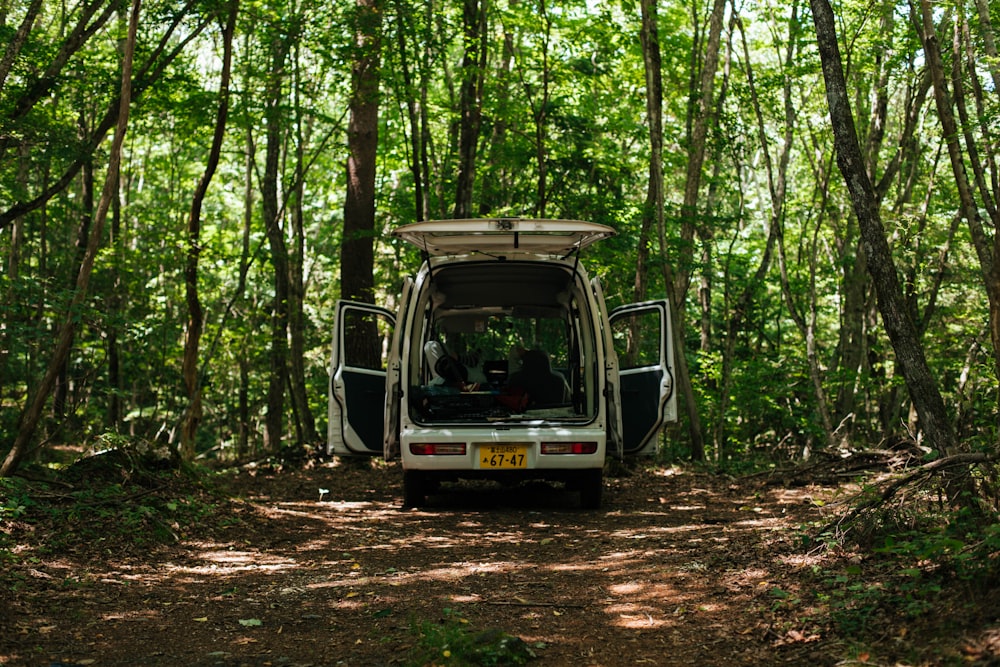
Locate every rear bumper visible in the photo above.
<box><xmin>400</xmin><ymin>424</ymin><xmax>606</xmax><ymax>473</ymax></box>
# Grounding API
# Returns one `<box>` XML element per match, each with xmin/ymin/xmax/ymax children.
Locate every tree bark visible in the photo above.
<box><xmin>639</xmin><ymin>0</ymin><xmax>705</xmax><ymax>460</ymax></box>
<box><xmin>1</xmin><ymin>0</ymin><xmax>141</xmax><ymax>477</ymax></box>
<box><xmin>915</xmin><ymin>0</ymin><xmax>1000</xmax><ymax>418</ymax></box>
<box><xmin>392</xmin><ymin>0</ymin><xmax>425</xmax><ymax>220</ymax></box>
<box><xmin>341</xmin><ymin>0</ymin><xmax>383</xmax><ymax>370</ymax></box>
<box><xmin>180</xmin><ymin>0</ymin><xmax>238</xmax><ymax>462</ymax></box>
<box><xmin>287</xmin><ymin>34</ymin><xmax>319</xmax><ymax>445</ymax></box>
<box><xmin>453</xmin><ymin>0</ymin><xmax>488</xmax><ymax>219</ymax></box>
<box><xmin>262</xmin><ymin>24</ymin><xmax>291</xmax><ymax>451</ymax></box>
<box><xmin>972</xmin><ymin>0</ymin><xmax>1000</xmax><ymax>94</ymax></box>
<box><xmin>809</xmin><ymin>0</ymin><xmax>956</xmax><ymax>455</ymax></box>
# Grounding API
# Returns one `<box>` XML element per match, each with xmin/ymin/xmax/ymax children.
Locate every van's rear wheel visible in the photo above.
<box><xmin>577</xmin><ymin>469</ymin><xmax>603</xmax><ymax>509</ymax></box>
<box><xmin>402</xmin><ymin>470</ymin><xmax>426</xmax><ymax>508</ymax></box>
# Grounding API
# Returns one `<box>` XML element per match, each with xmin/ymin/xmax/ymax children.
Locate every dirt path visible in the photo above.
<box><xmin>2</xmin><ymin>459</ymin><xmax>994</xmax><ymax>666</ymax></box>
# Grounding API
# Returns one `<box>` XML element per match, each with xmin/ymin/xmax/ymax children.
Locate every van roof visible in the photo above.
<box><xmin>392</xmin><ymin>218</ymin><xmax>615</xmax><ymax>257</ymax></box>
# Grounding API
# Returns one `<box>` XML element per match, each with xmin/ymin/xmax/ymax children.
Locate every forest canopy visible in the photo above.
<box><xmin>0</xmin><ymin>0</ymin><xmax>998</xmax><ymax>473</ymax></box>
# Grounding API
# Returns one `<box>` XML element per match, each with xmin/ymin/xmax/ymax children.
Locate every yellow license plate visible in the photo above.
<box><xmin>479</xmin><ymin>444</ymin><xmax>528</xmax><ymax>469</ymax></box>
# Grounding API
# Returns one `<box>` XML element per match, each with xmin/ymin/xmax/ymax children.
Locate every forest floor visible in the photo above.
<box><xmin>2</xmin><ymin>451</ymin><xmax>1000</xmax><ymax>667</ymax></box>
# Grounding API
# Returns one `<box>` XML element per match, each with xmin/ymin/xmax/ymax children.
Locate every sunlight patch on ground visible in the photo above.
<box><xmin>612</xmin><ymin>613</ymin><xmax>670</xmax><ymax>628</ymax></box>
<box><xmin>609</xmin><ymin>581</ymin><xmax>645</xmax><ymax>595</ymax></box>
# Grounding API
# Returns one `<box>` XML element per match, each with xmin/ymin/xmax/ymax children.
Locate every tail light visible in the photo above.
<box><xmin>541</xmin><ymin>442</ymin><xmax>598</xmax><ymax>455</ymax></box>
<box><xmin>409</xmin><ymin>443</ymin><xmax>467</xmax><ymax>455</ymax></box>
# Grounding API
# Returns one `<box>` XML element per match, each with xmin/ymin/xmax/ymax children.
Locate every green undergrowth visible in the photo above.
<box><xmin>407</xmin><ymin>608</ymin><xmax>540</xmax><ymax>666</ymax></box>
<box><xmin>792</xmin><ymin>477</ymin><xmax>1000</xmax><ymax>663</ymax></box>
<box><xmin>0</xmin><ymin>443</ymin><xmax>238</xmax><ymax>575</ymax></box>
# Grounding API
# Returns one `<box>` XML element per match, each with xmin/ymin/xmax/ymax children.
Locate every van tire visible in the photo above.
<box><xmin>402</xmin><ymin>470</ymin><xmax>426</xmax><ymax>508</ymax></box>
<box><xmin>577</xmin><ymin>469</ymin><xmax>603</xmax><ymax>509</ymax></box>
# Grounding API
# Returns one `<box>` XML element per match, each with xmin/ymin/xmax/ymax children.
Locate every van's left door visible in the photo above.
<box><xmin>327</xmin><ymin>301</ymin><xmax>395</xmax><ymax>456</ymax></box>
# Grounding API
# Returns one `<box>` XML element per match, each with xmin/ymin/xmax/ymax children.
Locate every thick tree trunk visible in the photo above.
<box><xmin>392</xmin><ymin>0</ymin><xmax>425</xmax><ymax>220</ymax></box>
<box><xmin>453</xmin><ymin>0</ymin><xmax>487</xmax><ymax>219</ymax></box>
<box><xmin>809</xmin><ymin>0</ymin><xmax>956</xmax><ymax>455</ymax></box>
<box><xmin>1</xmin><ymin>0</ymin><xmax>140</xmax><ymax>477</ymax></box>
<box><xmin>341</xmin><ymin>0</ymin><xmax>383</xmax><ymax>369</ymax></box>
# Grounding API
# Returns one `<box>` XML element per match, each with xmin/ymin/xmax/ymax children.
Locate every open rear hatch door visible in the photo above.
<box><xmin>393</xmin><ymin>218</ymin><xmax>615</xmax><ymax>257</ymax></box>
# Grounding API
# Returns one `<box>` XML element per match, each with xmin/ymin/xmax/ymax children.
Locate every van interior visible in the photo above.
<box><xmin>406</xmin><ymin>260</ymin><xmax>599</xmax><ymax>424</ymax></box>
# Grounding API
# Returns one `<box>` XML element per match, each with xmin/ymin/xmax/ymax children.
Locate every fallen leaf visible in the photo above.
<box><xmin>193</xmin><ymin>617</ymin><xmax>209</xmax><ymax>623</ymax></box>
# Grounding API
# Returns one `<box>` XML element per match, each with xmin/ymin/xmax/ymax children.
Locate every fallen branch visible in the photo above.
<box><xmin>818</xmin><ymin>452</ymin><xmax>995</xmax><ymax>537</ymax></box>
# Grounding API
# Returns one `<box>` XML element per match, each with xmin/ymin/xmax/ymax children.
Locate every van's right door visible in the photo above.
<box><xmin>327</xmin><ymin>300</ymin><xmax>395</xmax><ymax>456</ymax></box>
<box><xmin>609</xmin><ymin>300</ymin><xmax>677</xmax><ymax>455</ymax></box>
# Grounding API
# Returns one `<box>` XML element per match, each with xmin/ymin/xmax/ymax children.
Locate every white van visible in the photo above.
<box><xmin>327</xmin><ymin>218</ymin><xmax>677</xmax><ymax>508</ymax></box>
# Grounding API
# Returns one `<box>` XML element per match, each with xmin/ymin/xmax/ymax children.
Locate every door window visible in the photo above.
<box><xmin>611</xmin><ymin>307</ymin><xmax>663</xmax><ymax>369</ymax></box>
<box><xmin>342</xmin><ymin>307</ymin><xmax>393</xmax><ymax>371</ymax></box>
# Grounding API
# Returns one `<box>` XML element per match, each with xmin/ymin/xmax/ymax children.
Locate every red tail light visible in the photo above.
<box><xmin>409</xmin><ymin>443</ymin><xmax>467</xmax><ymax>455</ymax></box>
<box><xmin>541</xmin><ymin>442</ymin><xmax>598</xmax><ymax>455</ymax></box>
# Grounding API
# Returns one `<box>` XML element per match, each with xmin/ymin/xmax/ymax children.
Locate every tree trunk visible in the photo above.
<box><xmin>108</xmin><ymin>178</ymin><xmax>123</xmax><ymax>429</ymax></box>
<box><xmin>180</xmin><ymin>0</ymin><xmax>237</xmax><ymax>462</ymax></box>
<box><xmin>262</xmin><ymin>25</ymin><xmax>291</xmax><ymax>451</ymax></box>
<box><xmin>639</xmin><ymin>0</ymin><xmax>705</xmax><ymax>460</ymax></box>
<box><xmin>453</xmin><ymin>0</ymin><xmax>487</xmax><ymax>219</ymax></box>
<box><xmin>809</xmin><ymin>0</ymin><xmax>957</xmax><ymax>456</ymax></box>
<box><xmin>392</xmin><ymin>0</ymin><xmax>425</xmax><ymax>220</ymax></box>
<box><xmin>53</xmin><ymin>129</ymin><xmax>95</xmax><ymax>423</ymax></box>
<box><xmin>341</xmin><ymin>0</ymin><xmax>383</xmax><ymax>370</ymax></box>
<box><xmin>972</xmin><ymin>0</ymin><xmax>1000</xmax><ymax>94</ymax></box>
<box><xmin>479</xmin><ymin>27</ymin><xmax>514</xmax><ymax>217</ymax></box>
<box><xmin>635</xmin><ymin>0</ymin><xmax>662</xmax><ymax>306</ymax></box>
<box><xmin>287</xmin><ymin>36</ymin><xmax>319</xmax><ymax>445</ymax></box>
<box><xmin>238</xmin><ymin>123</ymin><xmax>255</xmax><ymax>456</ymax></box>
<box><xmin>1</xmin><ymin>0</ymin><xmax>140</xmax><ymax>477</ymax></box>
<box><xmin>715</xmin><ymin>12</ymin><xmax>794</xmax><ymax>458</ymax></box>
<box><xmin>916</xmin><ymin>0</ymin><xmax>1000</xmax><ymax>419</ymax></box>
